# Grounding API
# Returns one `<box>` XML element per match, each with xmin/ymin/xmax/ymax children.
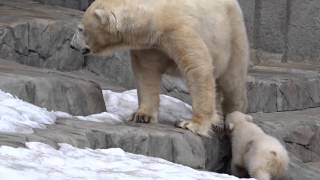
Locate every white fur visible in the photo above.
<box><xmin>72</xmin><ymin>0</ymin><xmax>250</xmax><ymax>136</ymax></box>
<box><xmin>226</xmin><ymin>111</ymin><xmax>289</xmax><ymax>180</ymax></box>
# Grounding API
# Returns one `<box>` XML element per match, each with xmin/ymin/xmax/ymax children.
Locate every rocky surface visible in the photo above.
<box><xmin>34</xmin><ymin>0</ymin><xmax>93</xmax><ymax>10</ymax></box>
<box><xmin>1</xmin><ymin>107</ymin><xmax>320</xmax><ymax>179</ymax></box>
<box><xmin>162</xmin><ymin>66</ymin><xmax>320</xmax><ymax>113</ymax></box>
<box><xmin>238</xmin><ymin>0</ymin><xmax>320</xmax><ymax>67</ymax></box>
<box><xmin>0</xmin><ymin>0</ymin><xmax>84</xmax><ymax>71</ymax></box>
<box><xmin>85</xmin><ymin>52</ymin><xmax>136</xmax><ymax>89</ymax></box>
<box><xmin>0</xmin><ymin>59</ymin><xmax>106</xmax><ymax>116</ymax></box>
<box><xmin>0</xmin><ymin>119</ymin><xmax>230</xmax><ymax>172</ymax></box>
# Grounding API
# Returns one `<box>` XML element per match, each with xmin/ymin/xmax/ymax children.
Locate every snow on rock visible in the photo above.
<box><xmin>0</xmin><ymin>90</ymin><xmax>56</xmax><ymax>134</ymax></box>
<box><xmin>0</xmin><ymin>142</ymin><xmax>249</xmax><ymax>180</ymax></box>
<box><xmin>103</xmin><ymin>89</ymin><xmax>192</xmax><ymax>124</ymax></box>
<box><xmin>76</xmin><ymin>112</ymin><xmax>123</xmax><ymax>124</ymax></box>
<box><xmin>0</xmin><ymin>89</ymin><xmax>193</xmax><ymax>134</ymax></box>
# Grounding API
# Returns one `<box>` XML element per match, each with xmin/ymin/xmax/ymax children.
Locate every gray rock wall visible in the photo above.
<box><xmin>0</xmin><ymin>0</ymin><xmax>85</xmax><ymax>71</ymax></box>
<box><xmin>238</xmin><ymin>0</ymin><xmax>320</xmax><ymax>67</ymax></box>
<box><xmin>34</xmin><ymin>0</ymin><xmax>94</xmax><ymax>10</ymax></box>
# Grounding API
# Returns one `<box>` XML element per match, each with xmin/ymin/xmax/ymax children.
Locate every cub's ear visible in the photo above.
<box><xmin>245</xmin><ymin>115</ymin><xmax>254</xmax><ymax>122</ymax></box>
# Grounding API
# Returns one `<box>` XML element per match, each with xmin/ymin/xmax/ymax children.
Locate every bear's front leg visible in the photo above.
<box><xmin>160</xmin><ymin>27</ymin><xmax>224</xmax><ymax>136</ymax></box>
<box><xmin>129</xmin><ymin>50</ymin><xmax>170</xmax><ymax>123</ymax></box>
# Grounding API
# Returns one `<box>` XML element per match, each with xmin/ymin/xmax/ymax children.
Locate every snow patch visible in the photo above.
<box><xmin>0</xmin><ymin>142</ymin><xmax>249</xmax><ymax>180</ymax></box>
<box><xmin>103</xmin><ymin>89</ymin><xmax>192</xmax><ymax>124</ymax></box>
<box><xmin>0</xmin><ymin>90</ymin><xmax>56</xmax><ymax>134</ymax></box>
<box><xmin>0</xmin><ymin>89</ymin><xmax>192</xmax><ymax>133</ymax></box>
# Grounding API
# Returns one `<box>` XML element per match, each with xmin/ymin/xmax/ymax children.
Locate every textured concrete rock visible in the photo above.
<box><xmin>162</xmin><ymin>66</ymin><xmax>320</xmax><ymax>113</ymax></box>
<box><xmin>0</xmin><ymin>59</ymin><xmax>106</xmax><ymax>116</ymax></box>
<box><xmin>0</xmin><ymin>118</ymin><xmax>230</xmax><ymax>172</ymax></box>
<box><xmin>238</xmin><ymin>0</ymin><xmax>255</xmax><ymax>47</ymax></box>
<box><xmin>257</xmin><ymin>0</ymin><xmax>288</xmax><ymax>54</ymax></box>
<box><xmin>34</xmin><ymin>0</ymin><xmax>93</xmax><ymax>10</ymax></box>
<box><xmin>0</xmin><ymin>0</ymin><xmax>84</xmax><ymax>71</ymax></box>
<box><xmin>287</xmin><ymin>0</ymin><xmax>320</xmax><ymax>65</ymax></box>
<box><xmin>248</xmin><ymin>67</ymin><xmax>320</xmax><ymax>112</ymax></box>
<box><xmin>238</xmin><ymin>0</ymin><xmax>320</xmax><ymax>66</ymax></box>
<box><xmin>85</xmin><ymin>52</ymin><xmax>136</xmax><ymax>89</ymax></box>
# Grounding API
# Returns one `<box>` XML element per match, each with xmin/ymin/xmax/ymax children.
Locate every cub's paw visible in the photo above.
<box><xmin>129</xmin><ymin>112</ymin><xmax>155</xmax><ymax>124</ymax></box>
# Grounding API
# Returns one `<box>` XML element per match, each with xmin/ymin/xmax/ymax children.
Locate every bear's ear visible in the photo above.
<box><xmin>95</xmin><ymin>9</ymin><xmax>119</xmax><ymax>31</ymax></box>
<box><xmin>94</xmin><ymin>9</ymin><xmax>108</xmax><ymax>24</ymax></box>
<box><xmin>94</xmin><ymin>9</ymin><xmax>117</xmax><ymax>25</ymax></box>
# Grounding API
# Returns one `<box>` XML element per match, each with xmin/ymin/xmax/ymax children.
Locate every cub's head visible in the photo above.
<box><xmin>225</xmin><ymin>111</ymin><xmax>253</xmax><ymax>132</ymax></box>
<box><xmin>70</xmin><ymin>0</ymin><xmax>124</xmax><ymax>56</ymax></box>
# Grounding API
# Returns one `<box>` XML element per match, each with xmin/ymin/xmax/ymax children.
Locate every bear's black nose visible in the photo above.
<box><xmin>70</xmin><ymin>44</ymin><xmax>76</xmax><ymax>50</ymax></box>
<box><xmin>81</xmin><ymin>48</ymin><xmax>90</xmax><ymax>55</ymax></box>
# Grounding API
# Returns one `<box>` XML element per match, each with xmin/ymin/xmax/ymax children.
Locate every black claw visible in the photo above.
<box><xmin>131</xmin><ymin>113</ymin><xmax>153</xmax><ymax>124</ymax></box>
<box><xmin>212</xmin><ymin>124</ymin><xmax>225</xmax><ymax>134</ymax></box>
<box><xmin>137</xmin><ymin>115</ymin><xmax>142</xmax><ymax>123</ymax></box>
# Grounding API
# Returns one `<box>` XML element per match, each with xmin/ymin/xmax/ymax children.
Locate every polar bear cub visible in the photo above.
<box><xmin>226</xmin><ymin>111</ymin><xmax>289</xmax><ymax>180</ymax></box>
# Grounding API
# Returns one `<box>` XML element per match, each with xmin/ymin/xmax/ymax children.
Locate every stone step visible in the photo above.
<box><xmin>0</xmin><ymin>59</ymin><xmax>106</xmax><ymax>116</ymax></box>
<box><xmin>0</xmin><ymin>118</ymin><xmax>230</xmax><ymax>173</ymax></box>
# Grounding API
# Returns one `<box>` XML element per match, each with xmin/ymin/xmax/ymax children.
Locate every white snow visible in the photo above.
<box><xmin>103</xmin><ymin>89</ymin><xmax>192</xmax><ymax>124</ymax></box>
<box><xmin>0</xmin><ymin>90</ymin><xmax>56</xmax><ymax>134</ymax></box>
<box><xmin>0</xmin><ymin>142</ymin><xmax>249</xmax><ymax>180</ymax></box>
<box><xmin>0</xmin><ymin>89</ymin><xmax>192</xmax><ymax>133</ymax></box>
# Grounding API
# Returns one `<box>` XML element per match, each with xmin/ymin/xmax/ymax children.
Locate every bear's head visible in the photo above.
<box><xmin>70</xmin><ymin>0</ymin><xmax>156</xmax><ymax>56</ymax></box>
<box><xmin>225</xmin><ymin>111</ymin><xmax>253</xmax><ymax>131</ymax></box>
<box><xmin>70</xmin><ymin>0</ymin><xmax>127</xmax><ymax>56</ymax></box>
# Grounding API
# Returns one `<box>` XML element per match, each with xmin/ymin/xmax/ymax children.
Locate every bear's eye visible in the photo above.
<box><xmin>78</xmin><ymin>24</ymin><xmax>84</xmax><ymax>33</ymax></box>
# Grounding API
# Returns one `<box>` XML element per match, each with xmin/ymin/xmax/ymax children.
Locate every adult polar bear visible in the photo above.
<box><xmin>70</xmin><ymin>0</ymin><xmax>249</xmax><ymax>136</ymax></box>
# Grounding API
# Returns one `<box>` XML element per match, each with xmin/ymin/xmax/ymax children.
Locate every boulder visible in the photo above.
<box><xmin>0</xmin><ymin>0</ymin><xmax>84</xmax><ymax>71</ymax></box>
<box><xmin>0</xmin><ymin>59</ymin><xmax>106</xmax><ymax>116</ymax></box>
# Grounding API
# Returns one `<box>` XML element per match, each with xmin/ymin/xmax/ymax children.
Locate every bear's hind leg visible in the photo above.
<box><xmin>161</xmin><ymin>27</ymin><xmax>223</xmax><ymax>136</ymax></box>
<box><xmin>217</xmin><ymin>40</ymin><xmax>249</xmax><ymax>114</ymax></box>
